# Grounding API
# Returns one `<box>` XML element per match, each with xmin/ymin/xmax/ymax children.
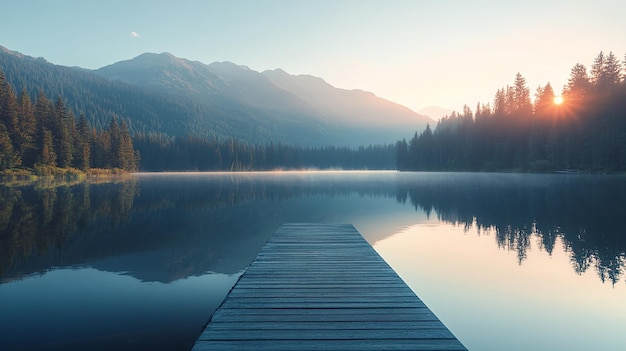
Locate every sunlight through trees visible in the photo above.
<box><xmin>398</xmin><ymin>51</ymin><xmax>626</xmax><ymax>172</ymax></box>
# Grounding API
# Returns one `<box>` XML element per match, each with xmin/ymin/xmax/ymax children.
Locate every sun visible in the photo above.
<box><xmin>553</xmin><ymin>96</ymin><xmax>564</xmax><ymax>105</ymax></box>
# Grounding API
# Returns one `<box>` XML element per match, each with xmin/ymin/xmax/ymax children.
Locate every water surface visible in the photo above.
<box><xmin>0</xmin><ymin>171</ymin><xmax>624</xmax><ymax>350</ymax></box>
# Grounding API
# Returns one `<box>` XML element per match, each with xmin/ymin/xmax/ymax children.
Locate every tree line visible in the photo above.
<box><xmin>135</xmin><ymin>133</ymin><xmax>395</xmax><ymax>171</ymax></box>
<box><xmin>397</xmin><ymin>51</ymin><xmax>626</xmax><ymax>172</ymax></box>
<box><xmin>0</xmin><ymin>70</ymin><xmax>138</xmax><ymax>174</ymax></box>
<box><xmin>1</xmin><ymin>63</ymin><xmax>396</xmax><ymax>174</ymax></box>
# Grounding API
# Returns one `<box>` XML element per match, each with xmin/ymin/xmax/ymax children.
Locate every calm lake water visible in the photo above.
<box><xmin>1</xmin><ymin>171</ymin><xmax>625</xmax><ymax>351</ymax></box>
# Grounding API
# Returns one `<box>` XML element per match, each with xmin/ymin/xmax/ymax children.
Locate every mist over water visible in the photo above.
<box><xmin>1</xmin><ymin>171</ymin><xmax>624</xmax><ymax>350</ymax></box>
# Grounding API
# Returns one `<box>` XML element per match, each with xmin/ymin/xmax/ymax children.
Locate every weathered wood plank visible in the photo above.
<box><xmin>227</xmin><ymin>290</ymin><xmax>416</xmax><ymax>298</ymax></box>
<box><xmin>192</xmin><ymin>340</ymin><xmax>468</xmax><ymax>351</ymax></box>
<box><xmin>220</xmin><ymin>301</ymin><xmax>426</xmax><ymax>309</ymax></box>
<box><xmin>210</xmin><ymin>311</ymin><xmax>442</xmax><ymax>323</ymax></box>
<box><xmin>191</xmin><ymin>224</ymin><xmax>467</xmax><ymax>351</ymax></box>
<box><xmin>211</xmin><ymin>307</ymin><xmax>435</xmax><ymax>316</ymax></box>
<box><xmin>199</xmin><ymin>328</ymin><xmax>457</xmax><ymax>340</ymax></box>
<box><xmin>205</xmin><ymin>321</ymin><xmax>450</xmax><ymax>330</ymax></box>
<box><xmin>233</xmin><ymin>284</ymin><xmax>410</xmax><ymax>289</ymax></box>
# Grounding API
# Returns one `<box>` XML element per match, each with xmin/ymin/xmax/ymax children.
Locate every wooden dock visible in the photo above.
<box><xmin>191</xmin><ymin>223</ymin><xmax>467</xmax><ymax>351</ymax></box>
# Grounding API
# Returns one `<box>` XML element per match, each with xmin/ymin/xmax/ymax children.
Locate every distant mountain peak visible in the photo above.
<box><xmin>122</xmin><ymin>52</ymin><xmax>183</xmax><ymax>67</ymax></box>
<box><xmin>0</xmin><ymin>45</ymin><xmax>47</xmax><ymax>63</ymax></box>
<box><xmin>2</xmin><ymin>45</ymin><xmax>433</xmax><ymax>146</ymax></box>
<box><xmin>264</xmin><ymin>68</ymin><xmax>288</xmax><ymax>75</ymax></box>
<box><xmin>418</xmin><ymin>105</ymin><xmax>453</xmax><ymax>120</ymax></box>
<box><xmin>94</xmin><ymin>51</ymin><xmax>225</xmax><ymax>94</ymax></box>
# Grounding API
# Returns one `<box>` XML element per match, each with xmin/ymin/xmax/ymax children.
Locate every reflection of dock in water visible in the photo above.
<box><xmin>191</xmin><ymin>223</ymin><xmax>467</xmax><ymax>350</ymax></box>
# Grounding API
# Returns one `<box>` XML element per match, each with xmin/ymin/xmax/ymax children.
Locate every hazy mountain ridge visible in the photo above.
<box><xmin>262</xmin><ymin>68</ymin><xmax>426</xmax><ymax>128</ymax></box>
<box><xmin>0</xmin><ymin>46</ymin><xmax>330</xmax><ymax>144</ymax></box>
<box><xmin>96</xmin><ymin>52</ymin><xmax>226</xmax><ymax>95</ymax></box>
<box><xmin>1</xmin><ymin>45</ymin><xmax>432</xmax><ymax>146</ymax></box>
<box><xmin>418</xmin><ymin>105</ymin><xmax>454</xmax><ymax>120</ymax></box>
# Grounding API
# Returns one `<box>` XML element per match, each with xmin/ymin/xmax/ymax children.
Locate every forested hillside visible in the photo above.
<box><xmin>0</xmin><ymin>70</ymin><xmax>137</xmax><ymax>174</ymax></box>
<box><xmin>1</xmin><ymin>66</ymin><xmax>395</xmax><ymax>173</ymax></box>
<box><xmin>1</xmin><ymin>46</ymin><xmax>431</xmax><ymax>148</ymax></box>
<box><xmin>398</xmin><ymin>51</ymin><xmax>626</xmax><ymax>173</ymax></box>
<box><xmin>0</xmin><ymin>46</ymin><xmax>283</xmax><ymax>144</ymax></box>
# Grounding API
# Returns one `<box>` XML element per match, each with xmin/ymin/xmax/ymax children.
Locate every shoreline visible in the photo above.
<box><xmin>0</xmin><ymin>167</ymin><xmax>136</xmax><ymax>187</ymax></box>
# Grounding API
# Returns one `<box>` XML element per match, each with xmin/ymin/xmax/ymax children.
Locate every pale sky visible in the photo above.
<box><xmin>1</xmin><ymin>0</ymin><xmax>624</xmax><ymax>115</ymax></box>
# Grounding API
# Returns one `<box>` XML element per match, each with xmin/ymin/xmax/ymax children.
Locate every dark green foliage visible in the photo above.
<box><xmin>134</xmin><ymin>134</ymin><xmax>395</xmax><ymax>171</ymax></box>
<box><xmin>106</xmin><ymin>118</ymin><xmax>138</xmax><ymax>171</ymax></box>
<box><xmin>0</xmin><ymin>122</ymin><xmax>18</xmax><ymax>169</ymax></box>
<box><xmin>399</xmin><ymin>51</ymin><xmax>626</xmax><ymax>173</ymax></box>
<box><xmin>17</xmin><ymin>89</ymin><xmax>37</xmax><ymax>165</ymax></box>
<box><xmin>52</xmin><ymin>98</ymin><xmax>74</xmax><ymax>168</ymax></box>
<box><xmin>74</xmin><ymin>115</ymin><xmax>91</xmax><ymax>171</ymax></box>
<box><xmin>0</xmin><ymin>74</ymin><xmax>19</xmax><ymax>137</ymax></box>
<box><xmin>0</xmin><ymin>70</ymin><xmax>138</xmax><ymax>172</ymax></box>
<box><xmin>39</xmin><ymin>127</ymin><xmax>56</xmax><ymax>166</ymax></box>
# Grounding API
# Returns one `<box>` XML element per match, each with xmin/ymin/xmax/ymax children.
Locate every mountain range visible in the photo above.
<box><xmin>0</xmin><ymin>45</ymin><xmax>432</xmax><ymax>146</ymax></box>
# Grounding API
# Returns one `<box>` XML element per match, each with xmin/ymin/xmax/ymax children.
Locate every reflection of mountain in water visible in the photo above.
<box><xmin>1</xmin><ymin>172</ymin><xmax>625</xmax><ymax>285</ymax></box>
<box><xmin>395</xmin><ymin>173</ymin><xmax>626</xmax><ymax>285</ymax></box>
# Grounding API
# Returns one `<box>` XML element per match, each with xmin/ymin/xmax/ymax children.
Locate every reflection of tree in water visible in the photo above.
<box><xmin>1</xmin><ymin>177</ymin><xmax>346</xmax><ymax>282</ymax></box>
<box><xmin>0</xmin><ymin>180</ymin><xmax>138</xmax><ymax>280</ymax></box>
<box><xmin>2</xmin><ymin>173</ymin><xmax>625</xmax><ymax>285</ymax></box>
<box><xmin>397</xmin><ymin>174</ymin><xmax>626</xmax><ymax>285</ymax></box>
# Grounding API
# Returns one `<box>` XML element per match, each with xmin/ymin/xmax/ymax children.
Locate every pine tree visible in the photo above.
<box><xmin>513</xmin><ymin>73</ymin><xmax>531</xmax><ymax>115</ymax></box>
<box><xmin>34</xmin><ymin>90</ymin><xmax>53</xmax><ymax>128</ymax></box>
<box><xmin>39</xmin><ymin>127</ymin><xmax>56</xmax><ymax>166</ymax></box>
<box><xmin>90</xmin><ymin>127</ymin><xmax>110</xmax><ymax>169</ymax></box>
<box><xmin>494</xmin><ymin>88</ymin><xmax>506</xmax><ymax>116</ymax></box>
<box><xmin>395</xmin><ymin>139</ymin><xmax>408</xmax><ymax>170</ymax></box>
<box><xmin>534</xmin><ymin>83</ymin><xmax>555</xmax><ymax>115</ymax></box>
<box><xmin>603</xmin><ymin>52</ymin><xmax>622</xmax><ymax>89</ymax></box>
<box><xmin>0</xmin><ymin>70</ymin><xmax>21</xmax><ymax>167</ymax></box>
<box><xmin>107</xmin><ymin>117</ymin><xmax>121</xmax><ymax>169</ymax></box>
<box><xmin>505</xmin><ymin>86</ymin><xmax>515</xmax><ymax>116</ymax></box>
<box><xmin>591</xmin><ymin>51</ymin><xmax>605</xmax><ymax>88</ymax></box>
<box><xmin>118</xmin><ymin>119</ymin><xmax>137</xmax><ymax>171</ymax></box>
<box><xmin>74</xmin><ymin>114</ymin><xmax>91</xmax><ymax>171</ymax></box>
<box><xmin>52</xmin><ymin>97</ymin><xmax>74</xmax><ymax>168</ymax></box>
<box><xmin>0</xmin><ymin>122</ymin><xmax>19</xmax><ymax>170</ymax></box>
<box><xmin>17</xmin><ymin>89</ymin><xmax>37</xmax><ymax>167</ymax></box>
<box><xmin>564</xmin><ymin>63</ymin><xmax>590</xmax><ymax>101</ymax></box>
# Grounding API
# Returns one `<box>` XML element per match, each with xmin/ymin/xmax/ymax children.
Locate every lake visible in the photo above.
<box><xmin>1</xmin><ymin>171</ymin><xmax>625</xmax><ymax>350</ymax></box>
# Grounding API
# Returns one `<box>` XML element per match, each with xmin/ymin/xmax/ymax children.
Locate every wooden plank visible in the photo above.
<box><xmin>191</xmin><ymin>223</ymin><xmax>467</xmax><ymax>351</ymax></box>
<box><xmin>209</xmin><ymin>311</ymin><xmax>442</xmax><ymax>323</ymax></box>
<box><xmin>227</xmin><ymin>291</ymin><xmax>417</xmax><ymax>298</ymax></box>
<box><xmin>205</xmin><ymin>321</ymin><xmax>451</xmax><ymax>330</ymax></box>
<box><xmin>198</xmin><ymin>328</ymin><xmax>456</xmax><ymax>340</ymax></box>
<box><xmin>220</xmin><ymin>301</ymin><xmax>426</xmax><ymax>309</ymax></box>
<box><xmin>192</xmin><ymin>340</ymin><xmax>468</xmax><ymax>351</ymax></box>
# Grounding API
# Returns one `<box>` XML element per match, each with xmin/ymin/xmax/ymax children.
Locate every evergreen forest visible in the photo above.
<box><xmin>397</xmin><ymin>51</ymin><xmax>626</xmax><ymax>173</ymax></box>
<box><xmin>1</xmin><ymin>67</ymin><xmax>394</xmax><ymax>173</ymax></box>
<box><xmin>0</xmin><ymin>70</ymin><xmax>138</xmax><ymax>175</ymax></box>
<box><xmin>134</xmin><ymin>134</ymin><xmax>395</xmax><ymax>171</ymax></box>
<box><xmin>5</xmin><ymin>50</ymin><xmax>626</xmax><ymax>174</ymax></box>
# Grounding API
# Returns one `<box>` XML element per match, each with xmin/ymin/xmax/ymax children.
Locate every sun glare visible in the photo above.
<box><xmin>554</xmin><ymin>96</ymin><xmax>564</xmax><ymax>105</ymax></box>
